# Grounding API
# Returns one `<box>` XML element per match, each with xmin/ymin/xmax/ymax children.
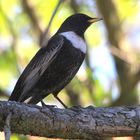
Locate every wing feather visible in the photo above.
<box><xmin>9</xmin><ymin>35</ymin><xmax>64</xmax><ymax>101</ymax></box>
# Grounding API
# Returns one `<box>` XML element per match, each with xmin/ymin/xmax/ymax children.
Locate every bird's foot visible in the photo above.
<box><xmin>53</xmin><ymin>95</ymin><xmax>68</xmax><ymax>109</ymax></box>
<box><xmin>41</xmin><ymin>101</ymin><xmax>57</xmax><ymax>108</ymax></box>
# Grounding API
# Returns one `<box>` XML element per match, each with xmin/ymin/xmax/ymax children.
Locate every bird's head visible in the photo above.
<box><xmin>57</xmin><ymin>13</ymin><xmax>102</xmax><ymax>37</ymax></box>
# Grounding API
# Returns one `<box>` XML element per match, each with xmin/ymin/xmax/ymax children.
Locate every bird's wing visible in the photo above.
<box><xmin>9</xmin><ymin>35</ymin><xmax>64</xmax><ymax>101</ymax></box>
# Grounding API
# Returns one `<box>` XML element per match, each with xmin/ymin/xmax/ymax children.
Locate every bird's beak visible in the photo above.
<box><xmin>88</xmin><ymin>18</ymin><xmax>103</xmax><ymax>23</ymax></box>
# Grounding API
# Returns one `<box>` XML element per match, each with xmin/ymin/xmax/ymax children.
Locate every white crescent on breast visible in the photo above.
<box><xmin>60</xmin><ymin>31</ymin><xmax>87</xmax><ymax>53</ymax></box>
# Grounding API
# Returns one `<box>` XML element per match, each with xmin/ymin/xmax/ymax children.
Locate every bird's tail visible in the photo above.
<box><xmin>27</xmin><ymin>92</ymin><xmax>50</xmax><ymax>104</ymax></box>
<box><xmin>8</xmin><ymin>89</ymin><xmax>21</xmax><ymax>101</ymax></box>
<box><xmin>9</xmin><ymin>88</ymin><xmax>50</xmax><ymax>105</ymax></box>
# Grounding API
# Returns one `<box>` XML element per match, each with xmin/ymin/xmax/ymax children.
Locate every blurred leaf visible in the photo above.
<box><xmin>0</xmin><ymin>49</ymin><xmax>17</xmax><ymax>88</ymax></box>
<box><xmin>115</xmin><ymin>0</ymin><xmax>139</xmax><ymax>20</ymax></box>
<box><xmin>16</xmin><ymin>40</ymin><xmax>39</xmax><ymax>68</ymax></box>
<box><xmin>93</xmin><ymin>79</ymin><xmax>106</xmax><ymax>106</ymax></box>
<box><xmin>85</xmin><ymin>24</ymin><xmax>102</xmax><ymax>47</ymax></box>
<box><xmin>0</xmin><ymin>9</ymin><xmax>9</xmax><ymax>35</ymax></box>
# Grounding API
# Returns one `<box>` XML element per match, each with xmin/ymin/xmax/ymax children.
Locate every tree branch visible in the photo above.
<box><xmin>0</xmin><ymin>101</ymin><xmax>140</xmax><ymax>139</ymax></box>
<box><xmin>21</xmin><ymin>0</ymin><xmax>43</xmax><ymax>35</ymax></box>
<box><xmin>4</xmin><ymin>113</ymin><xmax>12</xmax><ymax>140</ymax></box>
<box><xmin>96</xmin><ymin>0</ymin><xmax>139</xmax><ymax>106</ymax></box>
<box><xmin>40</xmin><ymin>0</ymin><xmax>63</xmax><ymax>47</ymax></box>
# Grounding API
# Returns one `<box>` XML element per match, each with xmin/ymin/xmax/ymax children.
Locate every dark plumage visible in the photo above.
<box><xmin>9</xmin><ymin>14</ymin><xmax>102</xmax><ymax>108</ymax></box>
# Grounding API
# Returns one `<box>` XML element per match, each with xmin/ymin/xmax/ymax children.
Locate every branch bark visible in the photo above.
<box><xmin>40</xmin><ymin>0</ymin><xmax>63</xmax><ymax>47</ymax></box>
<box><xmin>0</xmin><ymin>101</ymin><xmax>140</xmax><ymax>139</ymax></box>
<box><xmin>21</xmin><ymin>0</ymin><xmax>43</xmax><ymax>35</ymax></box>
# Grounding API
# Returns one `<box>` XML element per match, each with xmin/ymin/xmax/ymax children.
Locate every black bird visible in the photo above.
<box><xmin>9</xmin><ymin>14</ymin><xmax>102</xmax><ymax>108</ymax></box>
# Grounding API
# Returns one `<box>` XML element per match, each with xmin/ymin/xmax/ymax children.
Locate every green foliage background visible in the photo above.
<box><xmin>0</xmin><ymin>0</ymin><xmax>140</xmax><ymax>140</ymax></box>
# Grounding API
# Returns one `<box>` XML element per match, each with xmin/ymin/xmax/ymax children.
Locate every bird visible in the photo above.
<box><xmin>9</xmin><ymin>13</ymin><xmax>102</xmax><ymax>108</ymax></box>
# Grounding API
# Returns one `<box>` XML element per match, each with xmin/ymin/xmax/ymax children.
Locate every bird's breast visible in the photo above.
<box><xmin>36</xmin><ymin>41</ymin><xmax>85</xmax><ymax>93</ymax></box>
<box><xmin>60</xmin><ymin>31</ymin><xmax>87</xmax><ymax>53</ymax></box>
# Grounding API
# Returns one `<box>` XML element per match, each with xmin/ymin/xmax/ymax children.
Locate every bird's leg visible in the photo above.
<box><xmin>41</xmin><ymin>100</ymin><xmax>56</xmax><ymax>108</ymax></box>
<box><xmin>41</xmin><ymin>100</ymin><xmax>46</xmax><ymax>107</ymax></box>
<box><xmin>53</xmin><ymin>94</ymin><xmax>68</xmax><ymax>108</ymax></box>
